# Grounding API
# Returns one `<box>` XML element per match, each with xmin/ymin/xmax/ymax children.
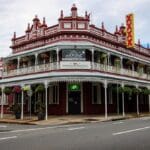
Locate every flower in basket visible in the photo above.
<box><xmin>22</xmin><ymin>85</ymin><xmax>31</xmax><ymax>91</ymax></box>
<box><xmin>3</xmin><ymin>87</ymin><xmax>12</xmax><ymax>95</ymax></box>
<box><xmin>12</xmin><ymin>86</ymin><xmax>22</xmax><ymax>93</ymax></box>
<box><xmin>40</xmin><ymin>53</ymin><xmax>49</xmax><ymax>59</ymax></box>
<box><xmin>35</xmin><ymin>84</ymin><xmax>45</xmax><ymax>93</ymax></box>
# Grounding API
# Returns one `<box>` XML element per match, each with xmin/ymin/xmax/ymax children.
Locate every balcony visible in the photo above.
<box><xmin>2</xmin><ymin>61</ymin><xmax>150</xmax><ymax>80</ymax></box>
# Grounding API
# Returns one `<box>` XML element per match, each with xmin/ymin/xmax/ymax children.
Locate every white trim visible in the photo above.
<box><xmin>81</xmin><ymin>82</ymin><xmax>83</xmax><ymax>113</ymax></box>
<box><xmin>1</xmin><ymin>71</ymin><xmax>150</xmax><ymax>86</ymax></box>
<box><xmin>6</xmin><ymin>41</ymin><xmax>150</xmax><ymax>65</ymax></box>
<box><xmin>66</xmin><ymin>82</ymin><xmax>68</xmax><ymax>114</ymax></box>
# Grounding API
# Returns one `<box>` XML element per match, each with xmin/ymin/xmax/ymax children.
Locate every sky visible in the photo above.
<box><xmin>0</xmin><ymin>0</ymin><xmax>149</xmax><ymax>57</ymax></box>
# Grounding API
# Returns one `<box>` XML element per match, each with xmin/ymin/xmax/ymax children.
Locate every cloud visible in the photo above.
<box><xmin>0</xmin><ymin>0</ymin><xmax>149</xmax><ymax>57</ymax></box>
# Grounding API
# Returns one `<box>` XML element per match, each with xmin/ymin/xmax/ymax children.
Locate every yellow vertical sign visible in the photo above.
<box><xmin>126</xmin><ymin>14</ymin><xmax>135</xmax><ymax>48</ymax></box>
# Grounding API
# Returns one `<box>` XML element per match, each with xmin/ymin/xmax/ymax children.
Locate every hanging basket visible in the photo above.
<box><xmin>40</xmin><ymin>53</ymin><xmax>49</xmax><ymax>59</ymax></box>
<box><xmin>3</xmin><ymin>87</ymin><xmax>12</xmax><ymax>95</ymax></box>
<box><xmin>126</xmin><ymin>60</ymin><xmax>133</xmax><ymax>65</ymax></box>
<box><xmin>100</xmin><ymin>53</ymin><xmax>107</xmax><ymax>59</ymax></box>
<box><xmin>141</xmin><ymin>88</ymin><xmax>150</xmax><ymax>95</ymax></box>
<box><xmin>132</xmin><ymin>88</ymin><xmax>141</xmax><ymax>94</ymax></box>
<box><xmin>22</xmin><ymin>85</ymin><xmax>31</xmax><ymax>92</ymax></box>
<box><xmin>12</xmin><ymin>86</ymin><xmax>22</xmax><ymax>93</ymax></box>
<box><xmin>21</xmin><ymin>57</ymin><xmax>29</xmax><ymax>62</ymax></box>
<box><xmin>35</xmin><ymin>84</ymin><xmax>45</xmax><ymax>93</ymax></box>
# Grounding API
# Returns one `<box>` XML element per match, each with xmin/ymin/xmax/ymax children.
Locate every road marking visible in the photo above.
<box><xmin>0</xmin><ymin>136</ymin><xmax>17</xmax><ymax>141</ymax></box>
<box><xmin>112</xmin><ymin>121</ymin><xmax>124</xmax><ymax>125</ymax></box>
<box><xmin>0</xmin><ymin>124</ymin><xmax>84</xmax><ymax>134</ymax></box>
<box><xmin>113</xmin><ymin>126</ymin><xmax>150</xmax><ymax>136</ymax></box>
<box><xmin>67</xmin><ymin>127</ymin><xmax>85</xmax><ymax>131</ymax></box>
<box><xmin>0</xmin><ymin>125</ymin><xmax>7</xmax><ymax>128</ymax></box>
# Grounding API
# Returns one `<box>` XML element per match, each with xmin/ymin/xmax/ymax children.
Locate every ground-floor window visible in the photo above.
<box><xmin>108</xmin><ymin>87</ymin><xmax>113</xmax><ymax>104</ymax></box>
<box><xmin>140</xmin><ymin>94</ymin><xmax>148</xmax><ymax>105</ymax></box>
<box><xmin>0</xmin><ymin>95</ymin><xmax>8</xmax><ymax>105</ymax></box>
<box><xmin>49</xmin><ymin>84</ymin><xmax>59</xmax><ymax>104</ymax></box>
<box><xmin>3</xmin><ymin>95</ymin><xmax>8</xmax><ymax>105</ymax></box>
<box><xmin>92</xmin><ymin>83</ymin><xmax>101</xmax><ymax>104</ymax></box>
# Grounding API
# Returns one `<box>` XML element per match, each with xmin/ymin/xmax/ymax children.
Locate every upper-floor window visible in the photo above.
<box><xmin>64</xmin><ymin>23</ymin><xmax>71</xmax><ymax>29</ymax></box>
<box><xmin>78</xmin><ymin>23</ymin><xmax>85</xmax><ymax>29</ymax></box>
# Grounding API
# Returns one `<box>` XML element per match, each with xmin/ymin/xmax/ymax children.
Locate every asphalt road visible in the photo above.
<box><xmin>0</xmin><ymin>117</ymin><xmax>150</xmax><ymax>150</ymax></box>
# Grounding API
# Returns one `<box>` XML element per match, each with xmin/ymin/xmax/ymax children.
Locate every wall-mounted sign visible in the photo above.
<box><xmin>126</xmin><ymin>13</ymin><xmax>135</xmax><ymax>48</ymax></box>
<box><xmin>68</xmin><ymin>83</ymin><xmax>80</xmax><ymax>91</ymax></box>
<box><xmin>62</xmin><ymin>49</ymin><xmax>85</xmax><ymax>61</ymax></box>
<box><xmin>60</xmin><ymin>61</ymin><xmax>91</xmax><ymax>69</ymax></box>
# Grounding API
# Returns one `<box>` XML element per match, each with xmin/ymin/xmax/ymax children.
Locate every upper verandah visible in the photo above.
<box><xmin>10</xmin><ymin>4</ymin><xmax>150</xmax><ymax>57</ymax></box>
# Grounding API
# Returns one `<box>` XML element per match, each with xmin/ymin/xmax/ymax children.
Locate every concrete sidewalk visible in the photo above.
<box><xmin>0</xmin><ymin>113</ymin><xmax>149</xmax><ymax>126</ymax></box>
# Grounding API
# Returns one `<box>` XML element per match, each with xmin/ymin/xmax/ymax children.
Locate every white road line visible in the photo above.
<box><xmin>67</xmin><ymin>127</ymin><xmax>85</xmax><ymax>131</ymax></box>
<box><xmin>0</xmin><ymin>125</ymin><xmax>7</xmax><ymax>128</ymax></box>
<box><xmin>113</xmin><ymin>126</ymin><xmax>150</xmax><ymax>136</ymax></box>
<box><xmin>0</xmin><ymin>124</ymin><xmax>83</xmax><ymax>134</ymax></box>
<box><xmin>0</xmin><ymin>136</ymin><xmax>17</xmax><ymax>141</ymax></box>
<box><xmin>112</xmin><ymin>121</ymin><xmax>124</xmax><ymax>125</ymax></box>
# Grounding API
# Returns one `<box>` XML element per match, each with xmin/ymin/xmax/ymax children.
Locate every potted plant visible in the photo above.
<box><xmin>10</xmin><ymin>103</ymin><xmax>21</xmax><ymax>119</ymax></box>
<box><xmin>35</xmin><ymin>84</ymin><xmax>45</xmax><ymax>120</ymax></box>
<box><xmin>36</xmin><ymin>100</ymin><xmax>45</xmax><ymax>120</ymax></box>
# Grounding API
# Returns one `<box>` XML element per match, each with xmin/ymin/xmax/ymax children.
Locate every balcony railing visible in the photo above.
<box><xmin>2</xmin><ymin>61</ymin><xmax>150</xmax><ymax>80</ymax></box>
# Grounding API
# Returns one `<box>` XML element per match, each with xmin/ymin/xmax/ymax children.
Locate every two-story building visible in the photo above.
<box><xmin>0</xmin><ymin>4</ymin><xmax>150</xmax><ymax>120</ymax></box>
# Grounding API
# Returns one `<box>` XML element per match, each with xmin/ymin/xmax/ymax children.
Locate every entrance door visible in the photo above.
<box><xmin>68</xmin><ymin>91</ymin><xmax>81</xmax><ymax>114</ymax></box>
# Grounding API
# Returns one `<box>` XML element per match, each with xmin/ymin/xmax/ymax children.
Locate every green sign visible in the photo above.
<box><xmin>68</xmin><ymin>84</ymin><xmax>80</xmax><ymax>91</ymax></box>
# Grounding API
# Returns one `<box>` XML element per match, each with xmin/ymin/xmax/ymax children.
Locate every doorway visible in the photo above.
<box><xmin>68</xmin><ymin>91</ymin><xmax>81</xmax><ymax>114</ymax></box>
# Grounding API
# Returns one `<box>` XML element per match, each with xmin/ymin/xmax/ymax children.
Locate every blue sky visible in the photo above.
<box><xmin>0</xmin><ymin>0</ymin><xmax>149</xmax><ymax>57</ymax></box>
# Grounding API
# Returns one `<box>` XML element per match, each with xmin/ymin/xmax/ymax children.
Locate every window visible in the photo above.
<box><xmin>64</xmin><ymin>23</ymin><xmax>71</xmax><ymax>29</ymax></box>
<box><xmin>92</xmin><ymin>83</ymin><xmax>101</xmax><ymax>104</ymax></box>
<box><xmin>49</xmin><ymin>84</ymin><xmax>59</xmax><ymax>104</ymax></box>
<box><xmin>108</xmin><ymin>88</ymin><xmax>113</xmax><ymax>104</ymax></box>
<box><xmin>78</xmin><ymin>23</ymin><xmax>85</xmax><ymax>29</ymax></box>
<box><xmin>2</xmin><ymin>95</ymin><xmax>9</xmax><ymax>105</ymax></box>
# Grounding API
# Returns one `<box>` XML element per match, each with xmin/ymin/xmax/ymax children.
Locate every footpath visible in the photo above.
<box><xmin>0</xmin><ymin>113</ymin><xmax>150</xmax><ymax>126</ymax></box>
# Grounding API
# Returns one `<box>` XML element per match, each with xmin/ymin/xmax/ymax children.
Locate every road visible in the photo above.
<box><xmin>0</xmin><ymin>117</ymin><xmax>150</xmax><ymax>150</ymax></box>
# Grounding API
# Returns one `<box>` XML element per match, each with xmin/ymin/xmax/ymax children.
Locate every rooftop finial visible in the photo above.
<box><xmin>28</xmin><ymin>23</ymin><xmax>30</xmax><ymax>29</ymax></box>
<box><xmin>71</xmin><ymin>3</ymin><xmax>77</xmax><ymax>18</ymax></box>
<box><xmin>13</xmin><ymin>32</ymin><xmax>16</xmax><ymax>39</ymax></box>
<box><xmin>138</xmin><ymin>39</ymin><xmax>141</xmax><ymax>46</ymax></box>
<box><xmin>116</xmin><ymin>25</ymin><xmax>118</xmax><ymax>32</ymax></box>
<box><xmin>73</xmin><ymin>3</ymin><xmax>76</xmax><ymax>7</ymax></box>
<box><xmin>85</xmin><ymin>11</ymin><xmax>87</xmax><ymax>18</ymax></box>
<box><xmin>60</xmin><ymin>10</ymin><xmax>63</xmax><ymax>18</ymax></box>
<box><xmin>101</xmin><ymin>22</ymin><xmax>105</xmax><ymax>30</ymax></box>
<box><xmin>43</xmin><ymin>17</ymin><xmax>46</xmax><ymax>24</ymax></box>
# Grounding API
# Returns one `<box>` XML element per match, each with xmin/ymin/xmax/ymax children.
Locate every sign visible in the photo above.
<box><xmin>62</xmin><ymin>50</ymin><xmax>86</xmax><ymax>61</ymax></box>
<box><xmin>60</xmin><ymin>61</ymin><xmax>91</xmax><ymax>69</ymax></box>
<box><xmin>126</xmin><ymin>13</ymin><xmax>135</xmax><ymax>48</ymax></box>
<box><xmin>68</xmin><ymin>83</ymin><xmax>80</xmax><ymax>91</ymax></box>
